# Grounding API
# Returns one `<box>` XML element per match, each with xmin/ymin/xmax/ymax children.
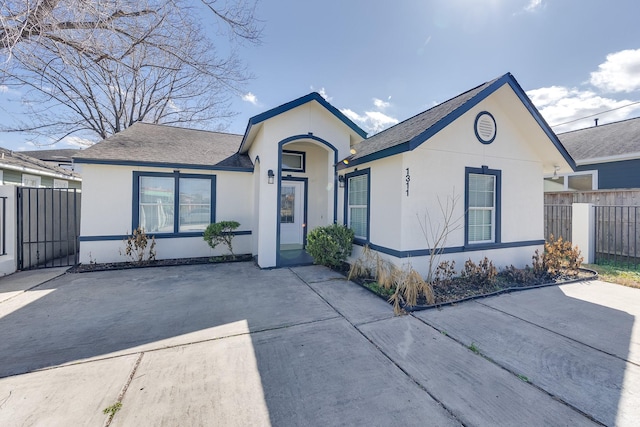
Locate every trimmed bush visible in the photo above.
<box><xmin>306</xmin><ymin>224</ymin><xmax>354</xmax><ymax>268</ymax></box>
<box><xmin>203</xmin><ymin>221</ymin><xmax>241</xmax><ymax>257</ymax></box>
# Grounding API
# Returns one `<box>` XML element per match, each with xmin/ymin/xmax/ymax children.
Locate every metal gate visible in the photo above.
<box><xmin>17</xmin><ymin>187</ymin><xmax>81</xmax><ymax>270</ymax></box>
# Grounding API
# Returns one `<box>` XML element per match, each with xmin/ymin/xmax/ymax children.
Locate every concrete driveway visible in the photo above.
<box><xmin>0</xmin><ymin>263</ymin><xmax>638</xmax><ymax>426</ymax></box>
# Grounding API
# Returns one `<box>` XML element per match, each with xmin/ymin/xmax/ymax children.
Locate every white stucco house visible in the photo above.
<box><xmin>74</xmin><ymin>72</ymin><xmax>575</xmax><ymax>274</ymax></box>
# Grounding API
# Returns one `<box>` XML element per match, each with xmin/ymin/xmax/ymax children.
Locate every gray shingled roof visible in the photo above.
<box><xmin>22</xmin><ymin>148</ymin><xmax>81</xmax><ymax>163</ymax></box>
<box><xmin>351</xmin><ymin>76</ymin><xmax>500</xmax><ymax>160</ymax></box>
<box><xmin>558</xmin><ymin>117</ymin><xmax>640</xmax><ymax>162</ymax></box>
<box><xmin>73</xmin><ymin>122</ymin><xmax>252</xmax><ymax>169</ymax></box>
<box><xmin>0</xmin><ymin>147</ymin><xmax>80</xmax><ymax>179</ymax></box>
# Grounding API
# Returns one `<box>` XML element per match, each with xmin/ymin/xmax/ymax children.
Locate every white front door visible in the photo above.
<box><xmin>280</xmin><ymin>180</ymin><xmax>305</xmax><ymax>249</ymax></box>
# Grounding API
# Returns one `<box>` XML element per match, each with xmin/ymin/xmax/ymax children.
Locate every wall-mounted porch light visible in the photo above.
<box><xmin>268</xmin><ymin>169</ymin><xmax>275</xmax><ymax>184</ymax></box>
<box><xmin>552</xmin><ymin>165</ymin><xmax>560</xmax><ymax>180</ymax></box>
<box><xmin>338</xmin><ymin>175</ymin><xmax>345</xmax><ymax>188</ymax></box>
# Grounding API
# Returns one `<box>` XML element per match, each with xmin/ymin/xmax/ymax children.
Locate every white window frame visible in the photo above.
<box><xmin>22</xmin><ymin>174</ymin><xmax>41</xmax><ymax>188</ymax></box>
<box><xmin>467</xmin><ymin>174</ymin><xmax>496</xmax><ymax>244</ymax></box>
<box><xmin>465</xmin><ymin>167</ymin><xmax>501</xmax><ymax>246</ymax></box>
<box><xmin>53</xmin><ymin>179</ymin><xmax>69</xmax><ymax>188</ymax></box>
<box><xmin>543</xmin><ymin>170</ymin><xmax>598</xmax><ymax>192</ymax></box>
<box><xmin>346</xmin><ymin>170</ymin><xmax>370</xmax><ymax>242</ymax></box>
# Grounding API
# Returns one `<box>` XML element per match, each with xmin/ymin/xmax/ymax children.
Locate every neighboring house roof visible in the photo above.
<box><xmin>22</xmin><ymin>148</ymin><xmax>81</xmax><ymax>164</ymax></box>
<box><xmin>344</xmin><ymin>72</ymin><xmax>575</xmax><ymax>169</ymax></box>
<box><xmin>0</xmin><ymin>147</ymin><xmax>81</xmax><ymax>181</ymax></box>
<box><xmin>558</xmin><ymin>116</ymin><xmax>640</xmax><ymax>165</ymax></box>
<box><xmin>239</xmin><ymin>92</ymin><xmax>368</xmax><ymax>154</ymax></box>
<box><xmin>73</xmin><ymin>122</ymin><xmax>252</xmax><ymax>171</ymax></box>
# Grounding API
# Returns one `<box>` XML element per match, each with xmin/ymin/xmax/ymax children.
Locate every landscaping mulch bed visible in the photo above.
<box><xmin>68</xmin><ymin>254</ymin><xmax>254</xmax><ymax>273</ymax></box>
<box><xmin>350</xmin><ymin>268</ymin><xmax>598</xmax><ymax>311</ymax></box>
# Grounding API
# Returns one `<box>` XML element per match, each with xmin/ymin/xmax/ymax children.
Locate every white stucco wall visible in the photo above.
<box><xmin>246</xmin><ymin>100</ymin><xmax>359</xmax><ymax>268</ymax></box>
<box><xmin>338</xmin><ymin>155</ymin><xmax>403</xmax><ymax>250</ymax></box>
<box><xmin>281</xmin><ymin>141</ymin><xmax>335</xmax><ymax>230</ymax></box>
<box><xmin>341</xmin><ymin>87</ymin><xmax>553</xmax><ymax>276</ymax></box>
<box><xmin>79</xmin><ymin>164</ymin><xmax>253</xmax><ymax>264</ymax></box>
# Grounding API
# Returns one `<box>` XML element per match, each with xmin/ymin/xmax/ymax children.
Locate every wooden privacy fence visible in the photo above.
<box><xmin>544</xmin><ymin>190</ymin><xmax>640</xmax><ymax>206</ymax></box>
<box><xmin>545</xmin><ymin>190</ymin><xmax>640</xmax><ymax>268</ymax></box>
<box><xmin>544</xmin><ymin>204</ymin><xmax>572</xmax><ymax>242</ymax></box>
<box><xmin>594</xmin><ymin>206</ymin><xmax>640</xmax><ymax>267</ymax></box>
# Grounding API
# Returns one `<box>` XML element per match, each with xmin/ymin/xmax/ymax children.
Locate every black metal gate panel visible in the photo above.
<box><xmin>17</xmin><ymin>187</ymin><xmax>81</xmax><ymax>270</ymax></box>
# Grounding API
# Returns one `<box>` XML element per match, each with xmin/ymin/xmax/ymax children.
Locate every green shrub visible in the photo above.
<box><xmin>203</xmin><ymin>221</ymin><xmax>241</xmax><ymax>257</ymax></box>
<box><xmin>306</xmin><ymin>224</ymin><xmax>354</xmax><ymax>268</ymax></box>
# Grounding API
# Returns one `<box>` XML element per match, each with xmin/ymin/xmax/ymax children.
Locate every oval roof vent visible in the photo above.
<box><xmin>474</xmin><ymin>111</ymin><xmax>497</xmax><ymax>144</ymax></box>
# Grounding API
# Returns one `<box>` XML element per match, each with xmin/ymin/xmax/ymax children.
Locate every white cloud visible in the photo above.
<box><xmin>373</xmin><ymin>97</ymin><xmax>391</xmax><ymax>110</ymax></box>
<box><xmin>364</xmin><ymin>111</ymin><xmax>399</xmax><ymax>133</ymax></box>
<box><xmin>590</xmin><ymin>49</ymin><xmax>640</xmax><ymax>93</ymax></box>
<box><xmin>61</xmin><ymin>136</ymin><xmax>95</xmax><ymax>147</ymax></box>
<box><xmin>241</xmin><ymin>92</ymin><xmax>259</xmax><ymax>106</ymax></box>
<box><xmin>319</xmin><ymin>88</ymin><xmax>332</xmax><ymax>102</ymax></box>
<box><xmin>527</xmin><ymin>48</ymin><xmax>640</xmax><ymax>132</ymax></box>
<box><xmin>340</xmin><ymin>108</ymin><xmax>366</xmax><ymax>123</ymax></box>
<box><xmin>528</xmin><ymin>86</ymin><xmax>640</xmax><ymax>132</ymax></box>
<box><xmin>340</xmin><ymin>107</ymin><xmax>399</xmax><ymax>134</ymax></box>
<box><xmin>524</xmin><ymin>0</ymin><xmax>543</xmax><ymax>12</ymax></box>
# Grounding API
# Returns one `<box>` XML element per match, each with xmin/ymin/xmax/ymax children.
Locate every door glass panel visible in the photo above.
<box><xmin>281</xmin><ymin>186</ymin><xmax>295</xmax><ymax>223</ymax></box>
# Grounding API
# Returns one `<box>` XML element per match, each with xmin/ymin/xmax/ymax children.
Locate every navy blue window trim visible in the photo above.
<box><xmin>343</xmin><ymin>168</ymin><xmax>371</xmax><ymax>244</ymax></box>
<box><xmin>352</xmin><ymin>239</ymin><xmax>543</xmax><ymax>258</ymax></box>
<box><xmin>465</xmin><ymin>166</ymin><xmax>501</xmax><ymax>246</ymax></box>
<box><xmin>282</xmin><ymin>150</ymin><xmax>306</xmax><ymax>173</ymax></box>
<box><xmin>132</xmin><ymin>171</ymin><xmax>216</xmax><ymax>235</ymax></box>
<box><xmin>79</xmin><ymin>230</ymin><xmax>251</xmax><ymax>242</ymax></box>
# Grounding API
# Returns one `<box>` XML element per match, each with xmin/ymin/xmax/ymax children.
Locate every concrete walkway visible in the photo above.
<box><xmin>0</xmin><ymin>263</ymin><xmax>637</xmax><ymax>426</ymax></box>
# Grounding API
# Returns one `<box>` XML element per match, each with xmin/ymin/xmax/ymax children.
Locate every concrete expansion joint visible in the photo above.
<box><xmin>409</xmin><ymin>311</ymin><xmax>607</xmax><ymax>426</ymax></box>
<box><xmin>297</xmin><ymin>275</ymin><xmax>466</xmax><ymax>425</ymax></box>
<box><xmin>0</xmin><ymin>272</ymin><xmax>68</xmax><ymax>305</ymax></box>
<box><xmin>354</xmin><ymin>315</ymin><xmax>396</xmax><ymax>328</ymax></box>
<box><xmin>474</xmin><ymin>300</ymin><xmax>640</xmax><ymax>368</ymax></box>
<box><xmin>288</xmin><ymin>267</ymin><xmax>348</xmax><ymax>284</ymax></box>
<box><xmin>103</xmin><ymin>352</ymin><xmax>143</xmax><ymax>427</ymax></box>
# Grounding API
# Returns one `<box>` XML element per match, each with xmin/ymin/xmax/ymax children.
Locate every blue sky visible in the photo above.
<box><xmin>2</xmin><ymin>0</ymin><xmax>640</xmax><ymax>150</ymax></box>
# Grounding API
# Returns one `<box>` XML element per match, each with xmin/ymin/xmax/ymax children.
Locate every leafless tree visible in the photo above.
<box><xmin>0</xmin><ymin>0</ymin><xmax>261</xmax><ymax>145</ymax></box>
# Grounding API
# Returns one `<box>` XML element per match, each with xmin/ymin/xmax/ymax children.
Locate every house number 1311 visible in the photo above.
<box><xmin>405</xmin><ymin>168</ymin><xmax>410</xmax><ymax>196</ymax></box>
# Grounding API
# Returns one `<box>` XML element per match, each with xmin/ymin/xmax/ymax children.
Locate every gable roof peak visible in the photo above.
<box><xmin>343</xmin><ymin>72</ymin><xmax>575</xmax><ymax>170</ymax></box>
<box><xmin>238</xmin><ymin>91</ymin><xmax>367</xmax><ymax>153</ymax></box>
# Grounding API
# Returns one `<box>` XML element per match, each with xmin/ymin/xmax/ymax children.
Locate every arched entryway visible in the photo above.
<box><xmin>276</xmin><ymin>135</ymin><xmax>339</xmax><ymax>266</ymax></box>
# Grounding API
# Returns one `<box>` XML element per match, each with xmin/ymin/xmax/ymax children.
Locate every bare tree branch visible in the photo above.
<box><xmin>0</xmin><ymin>0</ymin><xmax>261</xmax><ymax>146</ymax></box>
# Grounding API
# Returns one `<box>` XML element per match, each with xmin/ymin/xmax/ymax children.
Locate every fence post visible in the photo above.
<box><xmin>572</xmin><ymin>203</ymin><xmax>595</xmax><ymax>264</ymax></box>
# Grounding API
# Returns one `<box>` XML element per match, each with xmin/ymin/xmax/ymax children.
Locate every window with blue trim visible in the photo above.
<box><xmin>345</xmin><ymin>169</ymin><xmax>370</xmax><ymax>241</ymax></box>
<box><xmin>465</xmin><ymin>167</ymin><xmax>501</xmax><ymax>245</ymax></box>
<box><xmin>134</xmin><ymin>172</ymin><xmax>215</xmax><ymax>235</ymax></box>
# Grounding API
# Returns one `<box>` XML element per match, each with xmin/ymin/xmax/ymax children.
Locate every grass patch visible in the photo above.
<box><xmin>584</xmin><ymin>263</ymin><xmax>640</xmax><ymax>289</ymax></box>
<box><xmin>103</xmin><ymin>402</ymin><xmax>122</xmax><ymax>416</ymax></box>
<box><xmin>362</xmin><ymin>281</ymin><xmax>395</xmax><ymax>298</ymax></box>
<box><xmin>468</xmin><ymin>342</ymin><xmax>480</xmax><ymax>354</ymax></box>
